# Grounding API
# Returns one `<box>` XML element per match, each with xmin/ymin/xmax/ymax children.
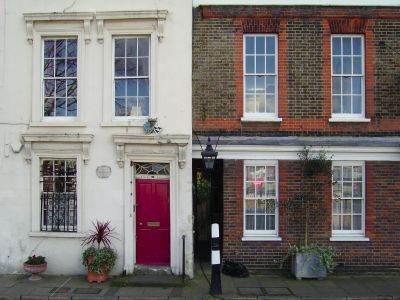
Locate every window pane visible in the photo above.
<box><xmin>332</xmin><ymin>96</ymin><xmax>341</xmax><ymax>113</ymax></box>
<box><xmin>256</xmin><ymin>37</ymin><xmax>265</xmax><ymax>54</ymax></box>
<box><xmin>255</xmin><ymin>76</ymin><xmax>265</xmax><ymax>93</ymax></box>
<box><xmin>266</xmin><ymin>36</ymin><xmax>275</xmax><ymax>54</ymax></box>
<box><xmin>126</xmin><ymin>38</ymin><xmax>137</xmax><ymax>57</ymax></box>
<box><xmin>343</xmin><ymin>166</ymin><xmax>352</xmax><ymax>181</ymax></box>
<box><xmin>332</xmin><ymin>215</ymin><xmax>341</xmax><ymax>230</ymax></box>
<box><xmin>67</xmin><ymin>39</ymin><xmax>77</xmax><ymax>57</ymax></box>
<box><xmin>44</xmin><ymin>98</ymin><xmax>55</xmax><ymax>116</ymax></box>
<box><xmin>266</xmin><ymin>56</ymin><xmax>275</xmax><ymax>74</ymax></box>
<box><xmin>44</xmin><ymin>80</ymin><xmax>55</xmax><ymax>97</ymax></box>
<box><xmin>138</xmin><ymin>38</ymin><xmax>149</xmax><ymax>56</ymax></box>
<box><xmin>127</xmin><ymin>79</ymin><xmax>137</xmax><ymax>96</ymax></box>
<box><xmin>266</xmin><ymin>199</ymin><xmax>275</xmax><ymax>214</ymax></box>
<box><xmin>114</xmin><ymin>58</ymin><xmax>125</xmax><ymax>76</ymax></box>
<box><xmin>67</xmin><ymin>79</ymin><xmax>77</xmax><ymax>97</ymax></box>
<box><xmin>138</xmin><ymin>97</ymin><xmax>149</xmax><ymax>116</ymax></box>
<box><xmin>246</xmin><ymin>182</ymin><xmax>255</xmax><ymax>197</ymax></box>
<box><xmin>333</xmin><ymin>199</ymin><xmax>340</xmax><ymax>214</ymax></box>
<box><xmin>353</xmin><ymin>56</ymin><xmax>362</xmax><ymax>74</ymax></box>
<box><xmin>343</xmin><ymin>182</ymin><xmax>352</xmax><ymax>197</ymax></box>
<box><xmin>353</xmin><ymin>38</ymin><xmax>362</xmax><ymax>55</ymax></box>
<box><xmin>115</xmin><ymin>98</ymin><xmax>126</xmax><ymax>116</ymax></box>
<box><xmin>353</xmin><ymin>199</ymin><xmax>362</xmax><ymax>214</ymax></box>
<box><xmin>255</xmin><ymin>94</ymin><xmax>265</xmax><ymax>113</ymax></box>
<box><xmin>245</xmin><ymin>36</ymin><xmax>255</xmax><ymax>54</ymax></box>
<box><xmin>353</xmin><ymin>166</ymin><xmax>362</xmax><ymax>180</ymax></box>
<box><xmin>256</xmin><ymin>199</ymin><xmax>265</xmax><ymax>213</ymax></box>
<box><xmin>66</xmin><ymin>59</ymin><xmax>77</xmax><ymax>77</ymax></box>
<box><xmin>115</xmin><ymin>79</ymin><xmax>126</xmax><ymax>97</ymax></box>
<box><xmin>333</xmin><ymin>166</ymin><xmax>341</xmax><ymax>181</ymax></box>
<box><xmin>255</xmin><ymin>166</ymin><xmax>266</xmax><ymax>181</ymax></box>
<box><xmin>246</xmin><ymin>199</ymin><xmax>255</xmax><ymax>213</ymax></box>
<box><xmin>267</xmin><ymin>215</ymin><xmax>275</xmax><ymax>230</ymax></box>
<box><xmin>343</xmin><ymin>215</ymin><xmax>351</xmax><ymax>230</ymax></box>
<box><xmin>266</xmin><ymin>182</ymin><xmax>276</xmax><ymax>197</ymax></box>
<box><xmin>332</xmin><ymin>77</ymin><xmax>341</xmax><ymax>94</ymax></box>
<box><xmin>343</xmin><ymin>37</ymin><xmax>351</xmax><ymax>55</ymax></box>
<box><xmin>44</xmin><ymin>40</ymin><xmax>55</xmax><ymax>58</ymax></box>
<box><xmin>333</xmin><ymin>182</ymin><xmax>342</xmax><ymax>198</ymax></box>
<box><xmin>43</xmin><ymin>59</ymin><xmax>54</xmax><ymax>77</ymax></box>
<box><xmin>343</xmin><ymin>57</ymin><xmax>351</xmax><ymax>74</ymax></box>
<box><xmin>256</xmin><ymin>182</ymin><xmax>266</xmax><ymax>198</ymax></box>
<box><xmin>353</xmin><ymin>182</ymin><xmax>362</xmax><ymax>197</ymax></box>
<box><xmin>353</xmin><ymin>96</ymin><xmax>361</xmax><ymax>114</ymax></box>
<box><xmin>353</xmin><ymin>215</ymin><xmax>362</xmax><ymax>230</ymax></box>
<box><xmin>265</xmin><ymin>76</ymin><xmax>275</xmax><ymax>94</ymax></box>
<box><xmin>138</xmin><ymin>57</ymin><xmax>149</xmax><ymax>76</ymax></box>
<box><xmin>55</xmin><ymin>40</ymin><xmax>66</xmax><ymax>58</ymax></box>
<box><xmin>127</xmin><ymin>97</ymin><xmax>138</xmax><ymax>116</ymax></box>
<box><xmin>246</xmin><ymin>166</ymin><xmax>255</xmax><ymax>181</ymax></box>
<box><xmin>56</xmin><ymin>80</ymin><xmax>66</xmax><ymax>97</ymax></box>
<box><xmin>55</xmin><ymin>59</ymin><xmax>66</xmax><ymax>77</ymax></box>
<box><xmin>342</xmin><ymin>96</ymin><xmax>351</xmax><ymax>113</ymax></box>
<box><xmin>332</xmin><ymin>57</ymin><xmax>341</xmax><ymax>74</ymax></box>
<box><xmin>256</xmin><ymin>215</ymin><xmax>265</xmax><ymax>230</ymax></box>
<box><xmin>67</xmin><ymin>98</ymin><xmax>77</xmax><ymax>116</ymax></box>
<box><xmin>343</xmin><ymin>199</ymin><xmax>352</xmax><ymax>213</ymax></box>
<box><xmin>138</xmin><ymin>79</ymin><xmax>149</xmax><ymax>96</ymax></box>
<box><xmin>246</xmin><ymin>215</ymin><xmax>255</xmax><ymax>230</ymax></box>
<box><xmin>55</xmin><ymin>98</ymin><xmax>66</xmax><ymax>116</ymax></box>
<box><xmin>266</xmin><ymin>166</ymin><xmax>275</xmax><ymax>181</ymax></box>
<box><xmin>352</xmin><ymin>77</ymin><xmax>362</xmax><ymax>94</ymax></box>
<box><xmin>266</xmin><ymin>95</ymin><xmax>275</xmax><ymax>113</ymax></box>
<box><xmin>332</xmin><ymin>38</ymin><xmax>341</xmax><ymax>55</ymax></box>
<box><xmin>246</xmin><ymin>56</ymin><xmax>255</xmax><ymax>73</ymax></box>
<box><xmin>245</xmin><ymin>76</ymin><xmax>255</xmax><ymax>93</ymax></box>
<box><xmin>115</xmin><ymin>39</ymin><xmax>125</xmax><ymax>57</ymax></box>
<box><xmin>127</xmin><ymin>58</ymin><xmax>137</xmax><ymax>76</ymax></box>
<box><xmin>245</xmin><ymin>94</ymin><xmax>255</xmax><ymax>113</ymax></box>
<box><xmin>256</xmin><ymin>56</ymin><xmax>265</xmax><ymax>73</ymax></box>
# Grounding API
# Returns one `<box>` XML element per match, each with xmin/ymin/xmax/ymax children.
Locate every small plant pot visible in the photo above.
<box><xmin>291</xmin><ymin>253</ymin><xmax>327</xmax><ymax>280</ymax></box>
<box><xmin>23</xmin><ymin>262</ymin><xmax>47</xmax><ymax>281</ymax></box>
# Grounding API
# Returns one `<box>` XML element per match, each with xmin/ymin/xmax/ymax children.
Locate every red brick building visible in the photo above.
<box><xmin>192</xmin><ymin>3</ymin><xmax>400</xmax><ymax>271</ymax></box>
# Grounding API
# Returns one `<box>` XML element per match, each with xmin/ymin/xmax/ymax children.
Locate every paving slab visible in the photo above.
<box><xmin>237</xmin><ymin>287</ymin><xmax>263</xmax><ymax>295</ymax></box>
<box><xmin>142</xmin><ymin>287</ymin><xmax>173</xmax><ymax>297</ymax></box>
<box><xmin>115</xmin><ymin>287</ymin><xmax>145</xmax><ymax>296</ymax></box>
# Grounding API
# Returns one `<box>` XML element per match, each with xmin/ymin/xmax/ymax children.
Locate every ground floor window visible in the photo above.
<box><xmin>244</xmin><ymin>160</ymin><xmax>278</xmax><ymax>237</ymax></box>
<box><xmin>40</xmin><ymin>159</ymin><xmax>77</xmax><ymax>232</ymax></box>
<box><xmin>332</xmin><ymin>161</ymin><xmax>365</xmax><ymax>237</ymax></box>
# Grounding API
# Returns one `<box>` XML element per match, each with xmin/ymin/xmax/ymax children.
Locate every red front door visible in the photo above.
<box><xmin>136</xmin><ymin>179</ymin><xmax>170</xmax><ymax>265</ymax></box>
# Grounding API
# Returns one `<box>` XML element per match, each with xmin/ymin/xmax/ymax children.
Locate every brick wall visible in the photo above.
<box><xmin>222</xmin><ymin>159</ymin><xmax>400</xmax><ymax>270</ymax></box>
<box><xmin>193</xmin><ymin>6</ymin><xmax>400</xmax><ymax>135</ymax></box>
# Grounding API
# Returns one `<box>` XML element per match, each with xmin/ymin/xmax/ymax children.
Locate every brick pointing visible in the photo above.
<box><xmin>223</xmin><ymin>159</ymin><xmax>400</xmax><ymax>270</ymax></box>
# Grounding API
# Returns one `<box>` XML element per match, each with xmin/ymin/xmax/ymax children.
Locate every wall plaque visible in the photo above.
<box><xmin>96</xmin><ymin>165</ymin><xmax>111</xmax><ymax>178</ymax></box>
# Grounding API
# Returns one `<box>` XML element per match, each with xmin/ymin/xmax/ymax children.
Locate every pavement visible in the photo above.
<box><xmin>0</xmin><ymin>265</ymin><xmax>399</xmax><ymax>300</ymax></box>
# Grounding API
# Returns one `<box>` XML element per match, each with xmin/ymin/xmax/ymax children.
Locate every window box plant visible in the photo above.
<box><xmin>24</xmin><ymin>255</ymin><xmax>47</xmax><ymax>281</ymax></box>
<box><xmin>82</xmin><ymin>221</ymin><xmax>117</xmax><ymax>283</ymax></box>
<box><xmin>282</xmin><ymin>148</ymin><xmax>336</xmax><ymax>279</ymax></box>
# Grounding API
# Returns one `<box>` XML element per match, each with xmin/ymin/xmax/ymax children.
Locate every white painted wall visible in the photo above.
<box><xmin>0</xmin><ymin>0</ymin><xmax>193</xmax><ymax>276</ymax></box>
<box><xmin>193</xmin><ymin>0</ymin><xmax>400</xmax><ymax>6</ymax></box>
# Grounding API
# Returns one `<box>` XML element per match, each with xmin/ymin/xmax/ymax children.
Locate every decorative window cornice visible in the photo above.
<box><xmin>21</xmin><ymin>133</ymin><xmax>94</xmax><ymax>165</ymax></box>
<box><xmin>95</xmin><ymin>10</ymin><xmax>168</xmax><ymax>43</ymax></box>
<box><xmin>328</xmin><ymin>18</ymin><xmax>367</xmax><ymax>34</ymax></box>
<box><xmin>112</xmin><ymin>134</ymin><xmax>189</xmax><ymax>169</ymax></box>
<box><xmin>23</xmin><ymin>12</ymin><xmax>94</xmax><ymax>44</ymax></box>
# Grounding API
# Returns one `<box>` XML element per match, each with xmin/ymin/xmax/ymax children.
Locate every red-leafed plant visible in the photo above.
<box><xmin>82</xmin><ymin>220</ymin><xmax>116</xmax><ymax>249</ymax></box>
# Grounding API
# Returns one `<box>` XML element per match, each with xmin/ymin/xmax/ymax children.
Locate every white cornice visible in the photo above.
<box><xmin>23</xmin><ymin>12</ymin><xmax>94</xmax><ymax>22</ymax></box>
<box><xmin>95</xmin><ymin>10</ymin><xmax>168</xmax><ymax>21</ymax></box>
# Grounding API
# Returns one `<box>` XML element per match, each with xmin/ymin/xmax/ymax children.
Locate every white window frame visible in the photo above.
<box><xmin>242</xmin><ymin>160</ymin><xmax>281</xmax><ymax>241</ymax></box>
<box><xmin>41</xmin><ymin>37</ymin><xmax>79</xmax><ymax>121</ymax></box>
<box><xmin>24</xmin><ymin>14</ymin><xmax>91</xmax><ymax>127</ymax></box>
<box><xmin>99</xmin><ymin>17</ymin><xmax>158</xmax><ymax>127</ymax></box>
<box><xmin>330</xmin><ymin>35</ymin><xmax>370</xmax><ymax>123</ymax></box>
<box><xmin>242</xmin><ymin>34</ymin><xmax>281</xmax><ymax>122</ymax></box>
<box><xmin>331</xmin><ymin>161</ymin><xmax>369</xmax><ymax>242</ymax></box>
<box><xmin>112</xmin><ymin>35</ymin><xmax>151</xmax><ymax>120</ymax></box>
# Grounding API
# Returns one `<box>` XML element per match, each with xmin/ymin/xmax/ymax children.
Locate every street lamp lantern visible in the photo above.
<box><xmin>201</xmin><ymin>137</ymin><xmax>218</xmax><ymax>172</ymax></box>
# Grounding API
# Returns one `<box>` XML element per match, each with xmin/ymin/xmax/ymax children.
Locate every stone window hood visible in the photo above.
<box><xmin>112</xmin><ymin>134</ymin><xmax>190</xmax><ymax>169</ymax></box>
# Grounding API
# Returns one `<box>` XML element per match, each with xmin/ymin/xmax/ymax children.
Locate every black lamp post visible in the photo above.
<box><xmin>201</xmin><ymin>137</ymin><xmax>218</xmax><ymax>172</ymax></box>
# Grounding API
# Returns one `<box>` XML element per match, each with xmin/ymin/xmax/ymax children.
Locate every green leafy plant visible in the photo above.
<box><xmin>81</xmin><ymin>221</ymin><xmax>117</xmax><ymax>274</ymax></box>
<box><xmin>287</xmin><ymin>244</ymin><xmax>335</xmax><ymax>273</ymax></box>
<box><xmin>25</xmin><ymin>255</ymin><xmax>46</xmax><ymax>265</ymax></box>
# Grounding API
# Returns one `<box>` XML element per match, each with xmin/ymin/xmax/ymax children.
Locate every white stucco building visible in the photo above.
<box><xmin>0</xmin><ymin>0</ymin><xmax>193</xmax><ymax>276</ymax></box>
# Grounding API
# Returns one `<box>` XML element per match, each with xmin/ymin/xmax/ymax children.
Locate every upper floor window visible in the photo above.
<box><xmin>244</xmin><ymin>161</ymin><xmax>279</xmax><ymax>239</ymax></box>
<box><xmin>244</xmin><ymin>35</ymin><xmax>278</xmax><ymax>118</ymax></box>
<box><xmin>332</xmin><ymin>162</ymin><xmax>365</xmax><ymax>238</ymax></box>
<box><xmin>331</xmin><ymin>35</ymin><xmax>364</xmax><ymax>118</ymax></box>
<box><xmin>43</xmin><ymin>38</ymin><xmax>78</xmax><ymax>118</ymax></box>
<box><xmin>113</xmin><ymin>36</ymin><xmax>150</xmax><ymax>118</ymax></box>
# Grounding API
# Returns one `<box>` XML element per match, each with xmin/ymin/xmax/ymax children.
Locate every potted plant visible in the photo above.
<box><xmin>282</xmin><ymin>147</ymin><xmax>336</xmax><ymax>279</ymax></box>
<box><xmin>24</xmin><ymin>254</ymin><xmax>47</xmax><ymax>281</ymax></box>
<box><xmin>82</xmin><ymin>221</ymin><xmax>117</xmax><ymax>283</ymax></box>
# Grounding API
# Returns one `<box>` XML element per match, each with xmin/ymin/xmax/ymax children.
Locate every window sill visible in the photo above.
<box><xmin>242</xmin><ymin>236</ymin><xmax>282</xmax><ymax>241</ymax></box>
<box><xmin>101</xmin><ymin>120</ymin><xmax>146</xmax><ymax>127</ymax></box>
<box><xmin>29</xmin><ymin>231</ymin><xmax>84</xmax><ymax>238</ymax></box>
<box><xmin>241</xmin><ymin>117</ymin><xmax>282</xmax><ymax>123</ymax></box>
<box><xmin>330</xmin><ymin>236</ymin><xmax>370</xmax><ymax>242</ymax></box>
<box><xmin>30</xmin><ymin>122</ymin><xmax>87</xmax><ymax>127</ymax></box>
<box><xmin>329</xmin><ymin>118</ymin><xmax>371</xmax><ymax>123</ymax></box>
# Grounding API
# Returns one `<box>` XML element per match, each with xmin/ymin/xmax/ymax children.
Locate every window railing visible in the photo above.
<box><xmin>40</xmin><ymin>192</ymin><xmax>77</xmax><ymax>232</ymax></box>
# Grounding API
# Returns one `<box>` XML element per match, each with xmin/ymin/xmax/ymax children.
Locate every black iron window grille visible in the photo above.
<box><xmin>40</xmin><ymin>159</ymin><xmax>77</xmax><ymax>232</ymax></box>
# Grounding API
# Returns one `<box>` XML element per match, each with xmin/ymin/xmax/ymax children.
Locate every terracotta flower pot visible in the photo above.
<box><xmin>23</xmin><ymin>262</ymin><xmax>47</xmax><ymax>281</ymax></box>
<box><xmin>86</xmin><ymin>255</ymin><xmax>109</xmax><ymax>283</ymax></box>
